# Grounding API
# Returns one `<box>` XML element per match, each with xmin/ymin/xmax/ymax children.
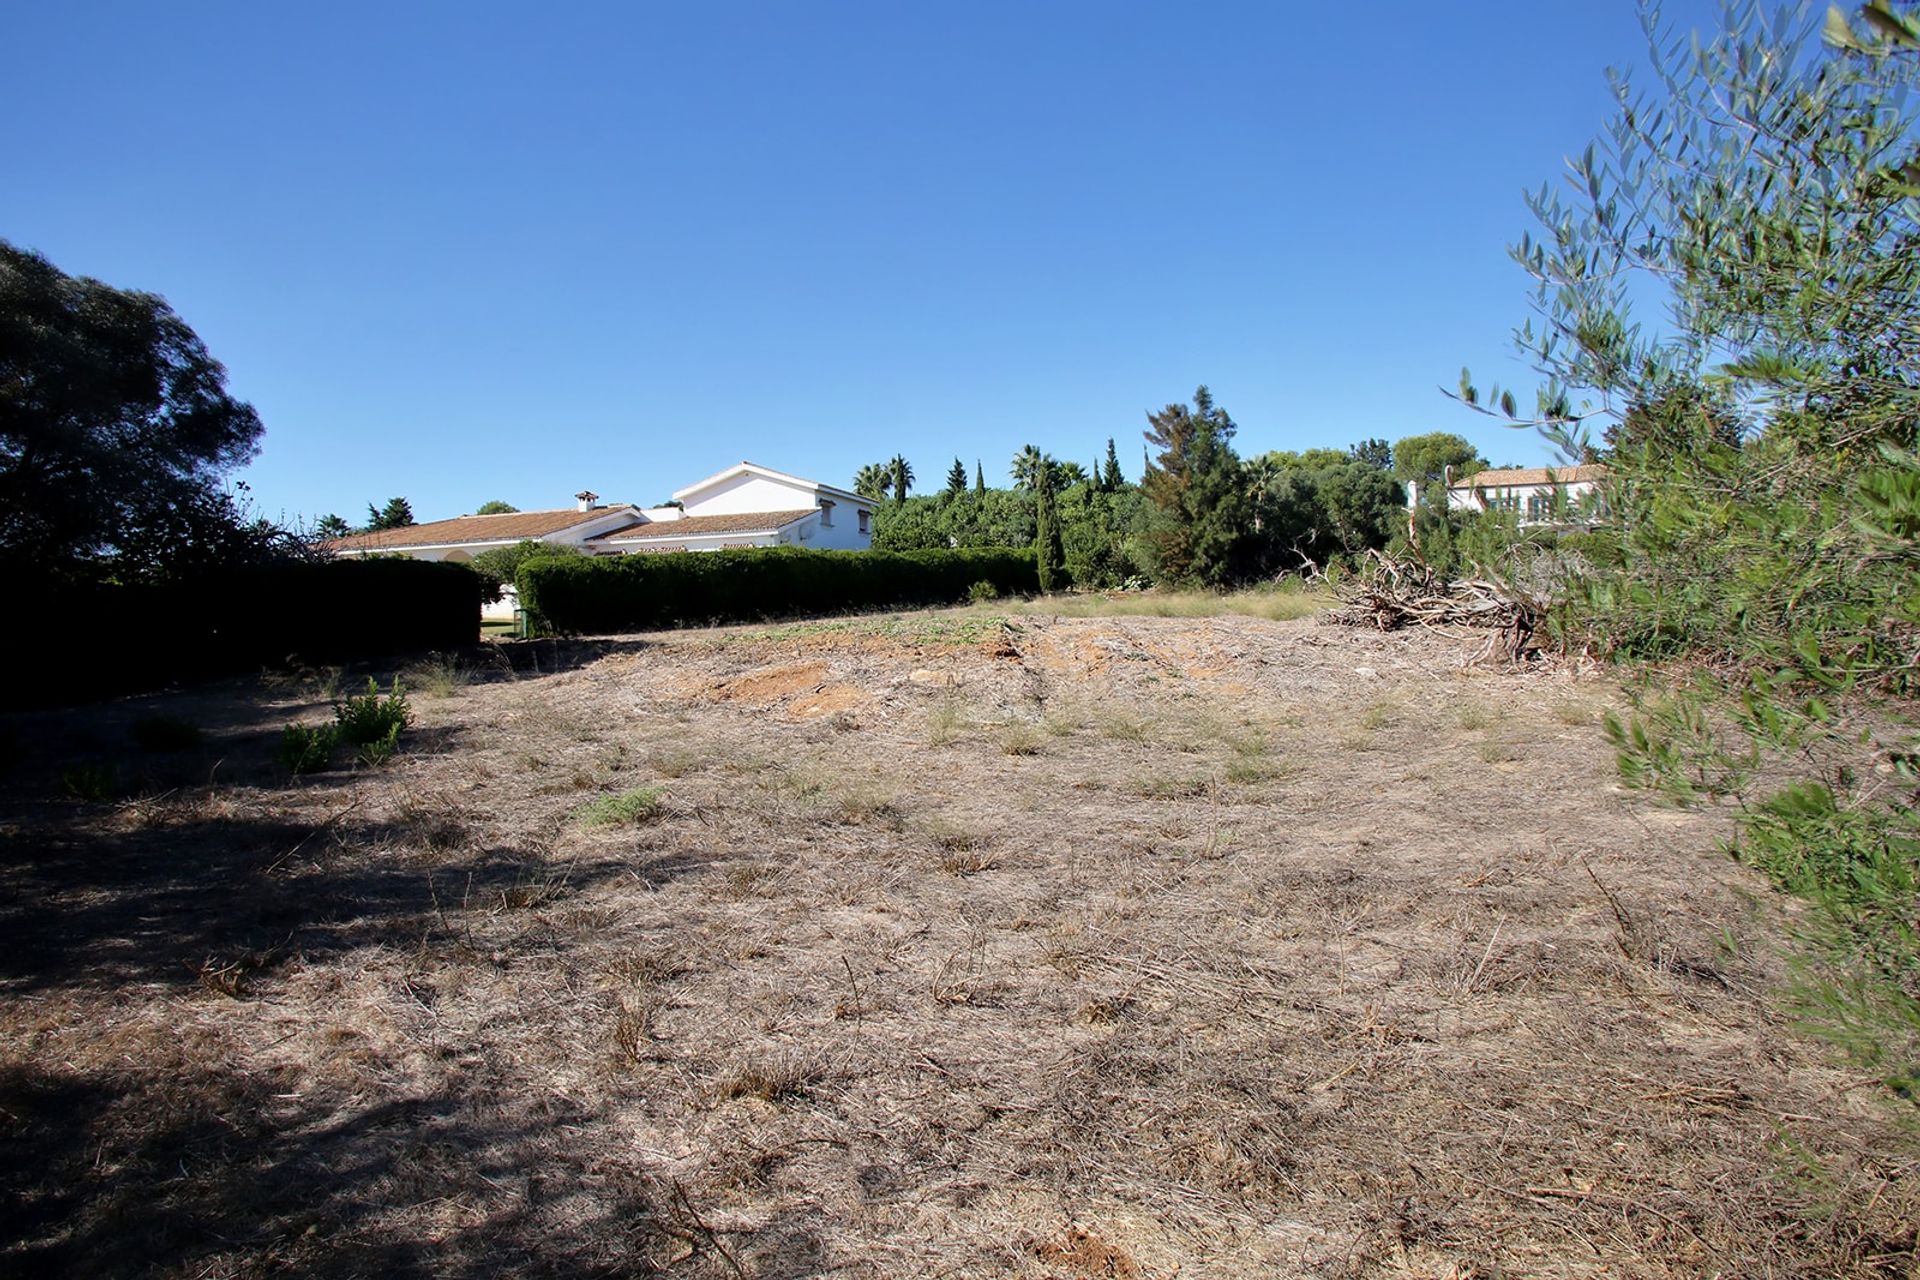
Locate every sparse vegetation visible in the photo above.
<box><xmin>3</xmin><ymin>601</ymin><xmax>1914</xmax><ymax>1277</ymax></box>
<box><xmin>575</xmin><ymin>785</ymin><xmax>665</xmax><ymax>827</ymax></box>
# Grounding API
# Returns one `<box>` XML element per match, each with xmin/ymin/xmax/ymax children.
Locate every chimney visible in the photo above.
<box><xmin>575</xmin><ymin>490</ymin><xmax>599</xmax><ymax>512</ymax></box>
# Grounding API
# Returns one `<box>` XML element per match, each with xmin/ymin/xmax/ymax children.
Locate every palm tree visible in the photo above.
<box><xmin>1054</xmin><ymin>461</ymin><xmax>1089</xmax><ymax>489</ymax></box>
<box><xmin>1244</xmin><ymin>456</ymin><xmax>1284</xmax><ymax>532</ymax></box>
<box><xmin>888</xmin><ymin>454</ymin><xmax>914</xmax><ymax>503</ymax></box>
<box><xmin>1010</xmin><ymin>444</ymin><xmax>1048</xmax><ymax>491</ymax></box>
<box><xmin>853</xmin><ymin>463</ymin><xmax>891</xmax><ymax>501</ymax></box>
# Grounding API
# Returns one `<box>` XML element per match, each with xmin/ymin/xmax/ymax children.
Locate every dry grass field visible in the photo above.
<box><xmin>1</xmin><ymin>604</ymin><xmax>1914</xmax><ymax>1278</ymax></box>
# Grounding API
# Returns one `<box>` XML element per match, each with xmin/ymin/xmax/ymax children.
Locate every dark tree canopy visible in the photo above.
<box><xmin>367</xmin><ymin>497</ymin><xmax>415</xmax><ymax>530</ymax></box>
<box><xmin>475</xmin><ymin>499</ymin><xmax>519</xmax><ymax>515</ymax></box>
<box><xmin>945</xmin><ymin>457</ymin><xmax>968</xmax><ymax>494</ymax></box>
<box><xmin>1</xmin><ymin>240</ymin><xmax>264</xmax><ymax>583</ymax></box>
<box><xmin>1347</xmin><ymin>437</ymin><xmax>1393</xmax><ymax>471</ymax></box>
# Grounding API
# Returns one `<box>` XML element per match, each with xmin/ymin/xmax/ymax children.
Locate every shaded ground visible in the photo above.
<box><xmin>1</xmin><ymin>608</ymin><xmax>1914</xmax><ymax>1278</ymax></box>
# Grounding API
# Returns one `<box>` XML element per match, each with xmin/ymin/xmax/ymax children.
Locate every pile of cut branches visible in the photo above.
<box><xmin>1326</xmin><ymin>550</ymin><xmax>1546</xmax><ymax>661</ymax></box>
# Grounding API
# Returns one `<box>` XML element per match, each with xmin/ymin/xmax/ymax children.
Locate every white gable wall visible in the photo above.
<box><xmin>679</xmin><ymin>472</ymin><xmax>819</xmax><ymax>516</ymax></box>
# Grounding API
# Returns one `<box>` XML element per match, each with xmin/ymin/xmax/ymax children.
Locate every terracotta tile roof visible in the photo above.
<box><xmin>1452</xmin><ymin>463</ymin><xmax>1608</xmax><ymax>489</ymax></box>
<box><xmin>327</xmin><ymin>506</ymin><xmax>635</xmax><ymax>551</ymax></box>
<box><xmin>592</xmin><ymin>509</ymin><xmax>817</xmax><ymax>542</ymax></box>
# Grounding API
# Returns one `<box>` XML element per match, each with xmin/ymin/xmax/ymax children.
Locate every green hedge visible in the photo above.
<box><xmin>518</xmin><ymin>546</ymin><xmax>1039</xmax><ymax>634</ymax></box>
<box><xmin>12</xmin><ymin>558</ymin><xmax>480</xmax><ymax>707</ymax></box>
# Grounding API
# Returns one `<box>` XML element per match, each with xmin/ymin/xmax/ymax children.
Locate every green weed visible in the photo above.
<box><xmin>576</xmin><ymin>786</ymin><xmax>666</xmax><ymax>827</ymax></box>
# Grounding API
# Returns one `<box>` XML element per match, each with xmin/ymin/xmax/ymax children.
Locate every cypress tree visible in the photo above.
<box><xmin>1103</xmin><ymin>438</ymin><xmax>1125</xmax><ymax>490</ymax></box>
<box><xmin>974</xmin><ymin>459</ymin><xmax>986</xmax><ymax>494</ymax></box>
<box><xmin>1034</xmin><ymin>460</ymin><xmax>1066</xmax><ymax>592</ymax></box>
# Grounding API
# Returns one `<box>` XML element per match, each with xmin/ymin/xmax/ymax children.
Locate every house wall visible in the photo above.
<box><xmin>680</xmin><ymin>473</ymin><xmax>817</xmax><ymax>516</ymax></box>
<box><xmin>1446</xmin><ymin>480</ymin><xmax>1602</xmax><ymax>522</ymax></box>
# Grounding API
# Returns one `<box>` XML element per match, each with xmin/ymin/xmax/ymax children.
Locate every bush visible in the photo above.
<box><xmin>279</xmin><ymin>679</ymin><xmax>412</xmax><ymax>773</ymax></box>
<box><xmin>278</xmin><ymin>723</ymin><xmax>338</xmax><ymax>774</ymax></box>
<box><xmin>518</xmin><ymin>547</ymin><xmax>1040</xmax><ymax>635</ymax></box>
<box><xmin>334</xmin><ymin>678</ymin><xmax>411</xmax><ymax>744</ymax></box>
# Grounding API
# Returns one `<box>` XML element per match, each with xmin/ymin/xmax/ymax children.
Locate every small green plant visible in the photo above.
<box><xmin>60</xmin><ymin>763</ymin><xmax>116</xmax><ymax>801</ymax></box>
<box><xmin>334</xmin><ymin>678</ymin><xmax>412</xmax><ymax>748</ymax></box>
<box><xmin>353</xmin><ymin>723</ymin><xmax>402</xmax><ymax>767</ymax></box>
<box><xmin>278</xmin><ymin>723</ymin><xmax>338</xmax><ymax>774</ymax></box>
<box><xmin>130</xmin><ymin>715</ymin><xmax>203</xmax><ymax>752</ymax></box>
<box><xmin>576</xmin><ymin>785</ymin><xmax>666</xmax><ymax>827</ymax></box>
<box><xmin>968</xmin><ymin>579</ymin><xmax>1002</xmax><ymax>603</ymax></box>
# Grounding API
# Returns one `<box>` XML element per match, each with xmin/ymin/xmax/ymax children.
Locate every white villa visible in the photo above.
<box><xmin>327</xmin><ymin>462</ymin><xmax>877</xmax><ymax>618</ymax></box>
<box><xmin>1407</xmin><ymin>463</ymin><xmax>1609</xmax><ymax>526</ymax></box>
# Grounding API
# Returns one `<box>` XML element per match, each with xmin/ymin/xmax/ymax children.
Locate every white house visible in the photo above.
<box><xmin>592</xmin><ymin>462</ymin><xmax>875</xmax><ymax>553</ymax></box>
<box><xmin>1407</xmin><ymin>463</ymin><xmax>1609</xmax><ymax>526</ymax></box>
<box><xmin>326</xmin><ymin>462</ymin><xmax>877</xmax><ymax>619</ymax></box>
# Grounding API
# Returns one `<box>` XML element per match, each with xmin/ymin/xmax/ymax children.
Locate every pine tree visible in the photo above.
<box><xmin>1033</xmin><ymin>459</ymin><xmax>1066</xmax><ymax>592</ymax></box>
<box><xmin>1103</xmin><ymin>438</ymin><xmax>1125</xmax><ymax>491</ymax></box>
<box><xmin>366</xmin><ymin>497</ymin><xmax>414</xmax><ymax>531</ymax></box>
<box><xmin>945</xmin><ymin>457</ymin><xmax>968</xmax><ymax>494</ymax></box>
<box><xmin>1141</xmin><ymin>386</ymin><xmax>1246</xmax><ymax>585</ymax></box>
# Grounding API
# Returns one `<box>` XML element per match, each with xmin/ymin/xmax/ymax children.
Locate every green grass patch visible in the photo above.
<box><xmin>576</xmin><ymin>786</ymin><xmax>666</xmax><ymax>827</ymax></box>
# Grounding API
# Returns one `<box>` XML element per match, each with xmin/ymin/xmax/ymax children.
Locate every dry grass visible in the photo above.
<box><xmin>1</xmin><ymin>607</ymin><xmax>1914</xmax><ymax>1278</ymax></box>
<box><xmin>1010</xmin><ymin>583</ymin><xmax>1332</xmax><ymax>622</ymax></box>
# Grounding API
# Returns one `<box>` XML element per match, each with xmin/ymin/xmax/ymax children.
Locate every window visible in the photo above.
<box><xmin>857</xmin><ymin>510</ymin><xmax>870</xmax><ymax>534</ymax></box>
<box><xmin>818</xmin><ymin>499</ymin><xmax>834</xmax><ymax>528</ymax></box>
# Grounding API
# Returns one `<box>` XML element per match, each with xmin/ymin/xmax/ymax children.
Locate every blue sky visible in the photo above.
<box><xmin>4</xmin><ymin>1</ymin><xmax>1724</xmax><ymax>524</ymax></box>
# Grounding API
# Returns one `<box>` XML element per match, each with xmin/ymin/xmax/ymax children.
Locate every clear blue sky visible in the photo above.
<box><xmin>3</xmin><ymin>0</ymin><xmax>1721</xmax><ymax>524</ymax></box>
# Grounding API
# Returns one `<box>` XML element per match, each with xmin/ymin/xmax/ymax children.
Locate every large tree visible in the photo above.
<box><xmin>944</xmin><ymin>457</ymin><xmax>968</xmax><ymax>494</ymax></box>
<box><xmin>853</xmin><ymin>462</ymin><xmax>891</xmax><ymax>501</ymax></box>
<box><xmin>888</xmin><ymin>453</ymin><xmax>914</xmax><ymax>503</ymax></box>
<box><xmin>1391</xmin><ymin>432</ymin><xmax>1484</xmax><ymax>504</ymax></box>
<box><xmin>1</xmin><ymin>240</ymin><xmax>265</xmax><ymax>583</ymax></box>
<box><xmin>1033</xmin><ymin>459</ymin><xmax>1066</xmax><ymax>591</ymax></box>
<box><xmin>1010</xmin><ymin>444</ymin><xmax>1048</xmax><ymax>492</ymax></box>
<box><xmin>366</xmin><ymin>497</ymin><xmax>415</xmax><ymax>531</ymax></box>
<box><xmin>1142</xmin><ymin>386</ymin><xmax>1249</xmax><ymax>585</ymax></box>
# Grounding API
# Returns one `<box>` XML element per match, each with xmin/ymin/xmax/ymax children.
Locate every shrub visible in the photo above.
<box><xmin>60</xmin><ymin>763</ymin><xmax>116</xmax><ymax>801</ymax></box>
<box><xmin>968</xmin><ymin>580</ymin><xmax>1001</xmax><ymax>603</ymax></box>
<box><xmin>278</xmin><ymin>723</ymin><xmax>337</xmax><ymax>774</ymax></box>
<box><xmin>518</xmin><ymin>546</ymin><xmax>1040</xmax><ymax>635</ymax></box>
<box><xmin>334</xmin><ymin>678</ymin><xmax>411</xmax><ymax>747</ymax></box>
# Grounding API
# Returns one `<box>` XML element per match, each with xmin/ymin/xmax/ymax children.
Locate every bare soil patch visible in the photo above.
<box><xmin>1</xmin><ymin>610</ymin><xmax>1913</xmax><ymax>1277</ymax></box>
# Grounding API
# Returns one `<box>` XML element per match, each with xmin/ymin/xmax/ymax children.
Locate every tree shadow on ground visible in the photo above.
<box><xmin>0</xmin><ymin>806</ymin><xmax>707</xmax><ymax>996</ymax></box>
<box><xmin>0</xmin><ymin>1056</ymin><xmax>808</xmax><ymax>1278</ymax></box>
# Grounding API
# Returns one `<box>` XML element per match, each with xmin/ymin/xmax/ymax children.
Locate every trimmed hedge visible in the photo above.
<box><xmin>13</xmin><ymin>558</ymin><xmax>479</xmax><ymax>707</ymax></box>
<box><xmin>518</xmin><ymin>546</ymin><xmax>1039</xmax><ymax>634</ymax></box>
